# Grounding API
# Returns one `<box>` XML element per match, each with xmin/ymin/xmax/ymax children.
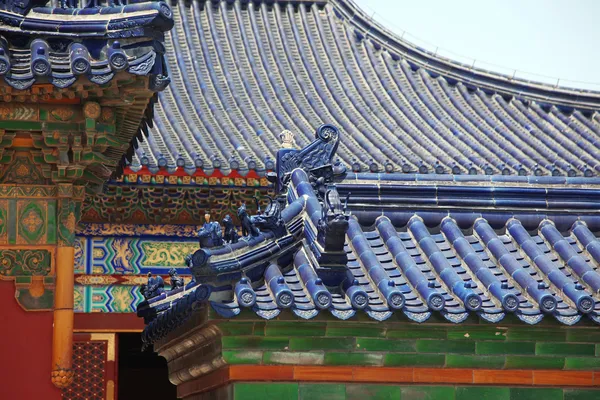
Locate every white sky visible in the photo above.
<box><xmin>353</xmin><ymin>0</ymin><xmax>599</xmax><ymax>91</ymax></box>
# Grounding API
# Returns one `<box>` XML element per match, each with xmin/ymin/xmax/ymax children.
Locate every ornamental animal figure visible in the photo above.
<box><xmin>144</xmin><ymin>272</ymin><xmax>165</xmax><ymax>299</ymax></box>
<box><xmin>198</xmin><ymin>211</ymin><xmax>224</xmax><ymax>247</ymax></box>
<box><xmin>222</xmin><ymin>214</ymin><xmax>239</xmax><ymax>244</ymax></box>
<box><xmin>252</xmin><ymin>196</ymin><xmax>285</xmax><ymax>236</ymax></box>
<box><xmin>169</xmin><ymin>268</ymin><xmax>184</xmax><ymax>290</ymax></box>
<box><xmin>237</xmin><ymin>203</ymin><xmax>259</xmax><ymax>237</ymax></box>
<box><xmin>317</xmin><ymin>189</ymin><xmax>350</xmax><ymax>252</ymax></box>
<box><xmin>140</xmin><ymin>283</ymin><xmax>149</xmax><ymax>300</ymax></box>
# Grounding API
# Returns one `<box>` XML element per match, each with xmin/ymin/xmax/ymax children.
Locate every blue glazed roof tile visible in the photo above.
<box><xmin>138</xmin><ymin>142</ymin><xmax>600</xmax><ymax>347</ymax></box>
<box><xmin>0</xmin><ymin>1</ymin><xmax>173</xmax><ymax>90</ymax></box>
<box><xmin>137</xmin><ymin>0</ymin><xmax>600</xmax><ymax>176</ymax></box>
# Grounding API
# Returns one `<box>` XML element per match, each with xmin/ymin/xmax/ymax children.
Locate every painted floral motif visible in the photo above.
<box><xmin>100</xmin><ymin>107</ymin><xmax>115</xmax><ymax>123</ymax></box>
<box><xmin>19</xmin><ymin>202</ymin><xmax>46</xmax><ymax>244</ymax></box>
<box><xmin>64</xmin><ymin>212</ymin><xmax>76</xmax><ymax>232</ymax></box>
<box><xmin>0</xmin><ymin>249</ymin><xmax>51</xmax><ymax>277</ymax></box>
<box><xmin>83</xmin><ymin>102</ymin><xmax>101</xmax><ymax>120</ymax></box>
<box><xmin>50</xmin><ymin>108</ymin><xmax>74</xmax><ymax>121</ymax></box>
<box><xmin>0</xmin><ymin>156</ymin><xmax>46</xmax><ymax>184</ymax></box>
<box><xmin>16</xmin><ymin>164</ymin><xmax>29</xmax><ymax>177</ymax></box>
<box><xmin>93</xmin><ymin>248</ymin><xmax>105</xmax><ymax>259</ymax></box>
<box><xmin>22</xmin><ymin>208</ymin><xmax>43</xmax><ymax>232</ymax></box>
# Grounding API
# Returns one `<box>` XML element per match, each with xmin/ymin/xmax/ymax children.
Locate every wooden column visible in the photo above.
<box><xmin>50</xmin><ymin>245</ymin><xmax>75</xmax><ymax>388</ymax></box>
<box><xmin>50</xmin><ymin>186</ymin><xmax>82</xmax><ymax>389</ymax></box>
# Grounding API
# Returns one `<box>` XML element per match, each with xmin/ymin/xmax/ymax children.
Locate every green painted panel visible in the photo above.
<box><xmin>455</xmin><ymin>386</ymin><xmax>509</xmax><ymax>400</ymax></box>
<box><xmin>263</xmin><ymin>351</ymin><xmax>324</xmax><ymax>365</ymax></box>
<box><xmin>509</xmin><ymin>388</ymin><xmax>562</xmax><ymax>400</ymax></box>
<box><xmin>384</xmin><ymin>353</ymin><xmax>445</xmax><ymax>367</ymax></box>
<box><xmin>416</xmin><ymin>340</ymin><xmax>475</xmax><ymax>354</ymax></box>
<box><xmin>15</xmin><ymin>276</ymin><xmax>31</xmax><ymax>284</ymax></box>
<box><xmin>324</xmin><ymin>352</ymin><xmax>383</xmax><ymax>366</ymax></box>
<box><xmin>565</xmin><ymin>357</ymin><xmax>600</xmax><ymax>370</ymax></box>
<box><xmin>290</xmin><ymin>338</ymin><xmax>355</xmax><ymax>351</ymax></box>
<box><xmin>476</xmin><ymin>341</ymin><xmax>535</xmax><ymax>355</ymax></box>
<box><xmin>0</xmin><ymin>121</ymin><xmax>41</xmax><ymax>130</ymax></box>
<box><xmin>401</xmin><ymin>386</ymin><xmax>455</xmax><ymax>400</ymax></box>
<box><xmin>506</xmin><ymin>328</ymin><xmax>566</xmax><ymax>342</ymax></box>
<box><xmin>0</xmin><ymin>206</ymin><xmax>6</xmax><ymax>241</ymax></box>
<box><xmin>536</xmin><ymin>342</ymin><xmax>595</xmax><ymax>356</ymax></box>
<box><xmin>387</xmin><ymin>328</ymin><xmax>446</xmax><ymax>339</ymax></box>
<box><xmin>222</xmin><ymin>350</ymin><xmax>263</xmax><ymax>364</ymax></box>
<box><xmin>504</xmin><ymin>356</ymin><xmax>564</xmax><ymax>369</ymax></box>
<box><xmin>326</xmin><ymin>324</ymin><xmax>385</xmax><ymax>338</ymax></box>
<box><xmin>18</xmin><ymin>201</ymin><xmax>46</xmax><ymax>244</ymax></box>
<box><xmin>234</xmin><ymin>383</ymin><xmax>298</xmax><ymax>400</ymax></box>
<box><xmin>8</xmin><ymin>199</ymin><xmax>16</xmax><ymax>245</ymax></box>
<box><xmin>46</xmin><ymin>200</ymin><xmax>56</xmax><ymax>244</ymax></box>
<box><xmin>45</xmin><ymin>122</ymin><xmax>81</xmax><ymax>131</ymax></box>
<box><xmin>299</xmin><ymin>384</ymin><xmax>345</xmax><ymax>400</ymax></box>
<box><xmin>96</xmin><ymin>123</ymin><xmax>115</xmax><ymax>133</ymax></box>
<box><xmin>265</xmin><ymin>322</ymin><xmax>326</xmax><ymax>337</ymax></box>
<box><xmin>563</xmin><ymin>389</ymin><xmax>600</xmax><ymax>400</ymax></box>
<box><xmin>356</xmin><ymin>338</ymin><xmax>416</xmax><ymax>352</ymax></box>
<box><xmin>446</xmin><ymin>355</ymin><xmax>505</xmax><ymax>369</ymax></box>
<box><xmin>346</xmin><ymin>384</ymin><xmax>400</xmax><ymax>400</ymax></box>
<box><xmin>222</xmin><ymin>336</ymin><xmax>289</xmax><ymax>350</ymax></box>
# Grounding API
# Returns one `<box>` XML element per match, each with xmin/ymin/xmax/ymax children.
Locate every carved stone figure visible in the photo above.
<box><xmin>198</xmin><ymin>211</ymin><xmax>224</xmax><ymax>247</ymax></box>
<box><xmin>169</xmin><ymin>268</ymin><xmax>184</xmax><ymax>290</ymax></box>
<box><xmin>222</xmin><ymin>215</ymin><xmax>239</xmax><ymax>244</ymax></box>
<box><xmin>238</xmin><ymin>203</ymin><xmax>259</xmax><ymax>237</ymax></box>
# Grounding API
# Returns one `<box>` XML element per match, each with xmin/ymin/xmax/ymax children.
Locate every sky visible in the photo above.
<box><xmin>353</xmin><ymin>0</ymin><xmax>599</xmax><ymax>91</ymax></box>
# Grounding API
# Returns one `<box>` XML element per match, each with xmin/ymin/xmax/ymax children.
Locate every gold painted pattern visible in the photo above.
<box><xmin>141</xmin><ymin>241</ymin><xmax>197</xmax><ymax>267</ymax></box>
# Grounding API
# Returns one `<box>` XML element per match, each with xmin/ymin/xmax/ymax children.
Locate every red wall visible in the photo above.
<box><xmin>0</xmin><ymin>282</ymin><xmax>61</xmax><ymax>400</ymax></box>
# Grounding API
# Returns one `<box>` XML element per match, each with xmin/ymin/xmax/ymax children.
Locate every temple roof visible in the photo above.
<box><xmin>139</xmin><ymin>175</ymin><xmax>600</xmax><ymax>347</ymax></box>
<box><xmin>134</xmin><ymin>0</ymin><xmax>600</xmax><ymax>177</ymax></box>
<box><xmin>138</xmin><ymin>127</ymin><xmax>600</xmax><ymax>348</ymax></box>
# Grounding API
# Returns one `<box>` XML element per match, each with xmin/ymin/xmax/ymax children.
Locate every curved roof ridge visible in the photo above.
<box><xmin>331</xmin><ymin>0</ymin><xmax>600</xmax><ymax>110</ymax></box>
